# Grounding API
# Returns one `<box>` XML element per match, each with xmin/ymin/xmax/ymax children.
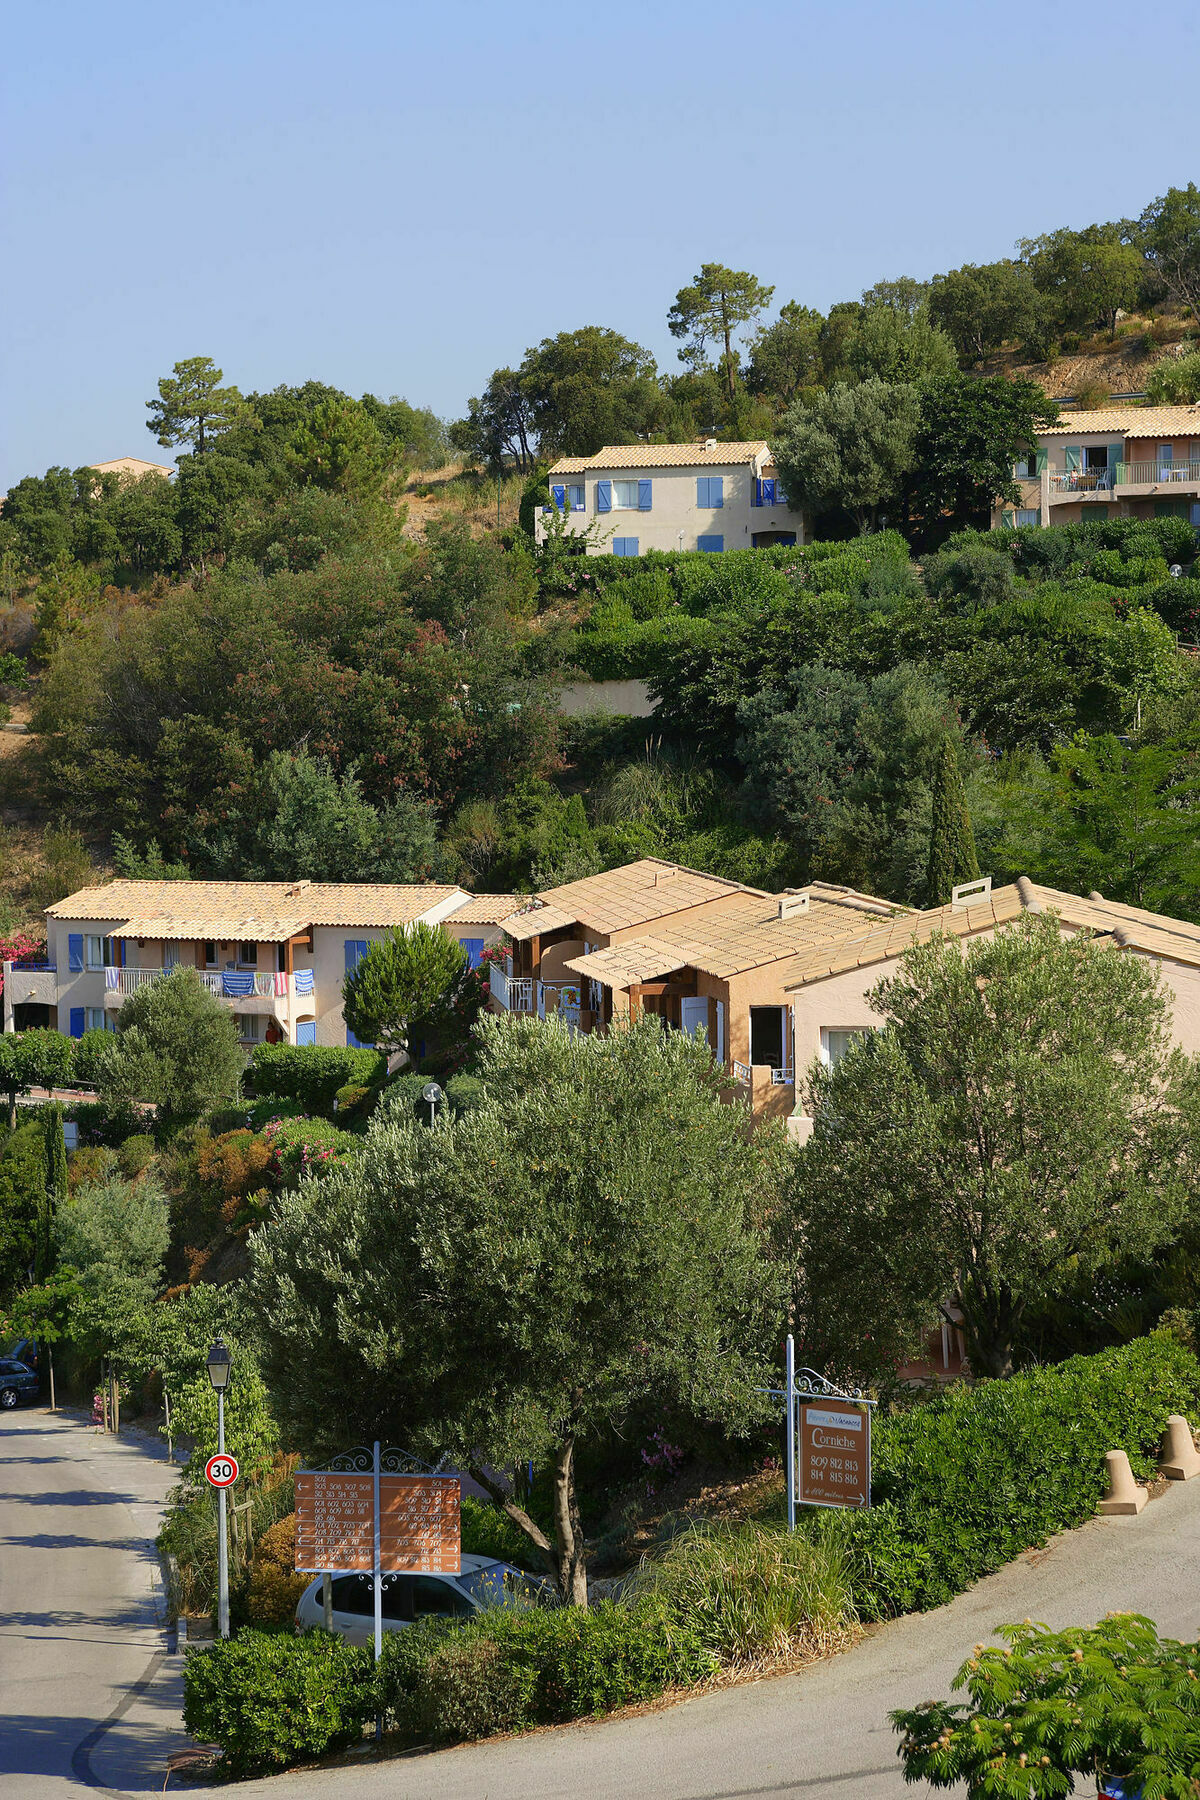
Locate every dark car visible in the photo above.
<box><xmin>0</xmin><ymin>1358</ymin><xmax>39</xmax><ymax>1410</ymax></box>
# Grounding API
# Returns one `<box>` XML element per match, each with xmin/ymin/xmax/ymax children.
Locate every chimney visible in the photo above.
<box><xmin>778</xmin><ymin>890</ymin><xmax>810</xmax><ymax>920</ymax></box>
<box><xmin>704</xmin><ymin>437</ymin><xmax>717</xmax><ymax>452</ymax></box>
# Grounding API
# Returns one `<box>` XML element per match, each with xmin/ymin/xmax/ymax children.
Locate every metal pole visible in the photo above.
<box><xmin>217</xmin><ymin>1389</ymin><xmax>230</xmax><ymax>1639</ymax></box>
<box><xmin>373</xmin><ymin>1440</ymin><xmax>383</xmax><ymax>1741</ymax></box>
<box><xmin>48</xmin><ymin>1345</ymin><xmax>55</xmax><ymax>1414</ymax></box>
<box><xmin>785</xmin><ymin>1333</ymin><xmax>796</xmax><ymax>1533</ymax></box>
<box><xmin>322</xmin><ymin>1572</ymin><xmax>333</xmax><ymax>1632</ymax></box>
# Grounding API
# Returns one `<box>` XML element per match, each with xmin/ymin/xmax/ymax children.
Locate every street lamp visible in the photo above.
<box><xmin>206</xmin><ymin>1337</ymin><xmax>232</xmax><ymax>1639</ymax></box>
<box><xmin>422</xmin><ymin>1081</ymin><xmax>444</xmax><ymax>1128</ymax></box>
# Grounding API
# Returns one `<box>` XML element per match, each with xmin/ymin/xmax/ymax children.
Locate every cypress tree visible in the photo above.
<box><xmin>926</xmin><ymin>736</ymin><xmax>980</xmax><ymax>904</ymax></box>
<box><xmin>39</xmin><ymin>1104</ymin><xmax>68</xmax><ymax>1279</ymax></box>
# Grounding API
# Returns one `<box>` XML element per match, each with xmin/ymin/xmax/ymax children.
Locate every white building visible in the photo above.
<box><xmin>536</xmin><ymin>439</ymin><xmax>807</xmax><ymax>557</ymax></box>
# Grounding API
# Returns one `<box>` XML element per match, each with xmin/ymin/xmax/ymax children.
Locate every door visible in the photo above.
<box><xmin>680</xmin><ymin>996</ymin><xmax>709</xmax><ymax>1044</ymax></box>
<box><xmin>295</xmin><ymin>1020</ymin><xmax>317</xmax><ymax>1046</ymax></box>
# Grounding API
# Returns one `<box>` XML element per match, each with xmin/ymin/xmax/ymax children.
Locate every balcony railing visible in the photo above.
<box><xmin>1049</xmin><ymin>460</ymin><xmax>1200</xmax><ymax>495</ymax></box>
<box><xmin>489</xmin><ymin>967</ymin><xmax>534</xmax><ymax>1013</ymax></box>
<box><xmin>103</xmin><ymin>967</ymin><xmax>297</xmax><ymax>1001</ymax></box>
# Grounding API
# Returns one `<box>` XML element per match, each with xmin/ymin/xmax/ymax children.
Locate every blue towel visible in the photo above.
<box><xmin>222</xmin><ymin>971</ymin><xmax>255</xmax><ymax>997</ymax></box>
<box><xmin>293</xmin><ymin>968</ymin><xmax>315</xmax><ymax>995</ymax></box>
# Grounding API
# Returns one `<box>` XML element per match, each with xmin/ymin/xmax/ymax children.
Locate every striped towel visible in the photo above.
<box><xmin>221</xmin><ymin>972</ymin><xmax>255</xmax><ymax>998</ymax></box>
<box><xmin>272</xmin><ymin>972</ymin><xmax>288</xmax><ymax>997</ymax></box>
<box><xmin>104</xmin><ymin>967</ymin><xmax>119</xmax><ymax>990</ymax></box>
<box><xmin>293</xmin><ymin>968</ymin><xmax>315</xmax><ymax>995</ymax></box>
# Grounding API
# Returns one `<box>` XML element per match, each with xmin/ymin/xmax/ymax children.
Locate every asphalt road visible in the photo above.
<box><xmin>0</xmin><ymin>1405</ymin><xmax>182</xmax><ymax>1799</ymax></box>
<box><xmin>239</xmin><ymin>1474</ymin><xmax>1200</xmax><ymax>1800</ymax></box>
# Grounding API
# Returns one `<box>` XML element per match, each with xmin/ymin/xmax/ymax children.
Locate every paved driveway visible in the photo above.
<box><xmin>238</xmin><ymin>1475</ymin><xmax>1200</xmax><ymax>1800</ymax></box>
<box><xmin>0</xmin><ymin>1406</ymin><xmax>183</xmax><ymax>1799</ymax></box>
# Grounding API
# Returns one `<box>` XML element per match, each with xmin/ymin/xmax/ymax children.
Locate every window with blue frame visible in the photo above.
<box><xmin>696</xmin><ymin>476</ymin><xmax>724</xmax><ymax>508</ymax></box>
<box><xmin>567</xmin><ymin>483</ymin><xmax>585</xmax><ymax>513</ymax></box>
<box><xmin>697</xmin><ymin>535</ymin><xmax>724</xmax><ymax>552</ymax></box>
<box><xmin>612</xmin><ymin>537</ymin><xmax>639</xmax><ymax>556</ymax></box>
<box><xmin>613</xmin><ymin>480</ymin><xmax>640</xmax><ymax>509</ymax></box>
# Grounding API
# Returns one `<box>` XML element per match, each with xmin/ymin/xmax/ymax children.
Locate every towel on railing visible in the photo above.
<box><xmin>271</xmin><ymin>972</ymin><xmax>287</xmax><ymax>996</ymax></box>
<box><xmin>293</xmin><ymin>968</ymin><xmax>314</xmax><ymax>995</ymax></box>
<box><xmin>221</xmin><ymin>971</ymin><xmax>255</xmax><ymax>997</ymax></box>
<box><xmin>105</xmin><ymin>967</ymin><xmax>119</xmax><ymax>990</ymax></box>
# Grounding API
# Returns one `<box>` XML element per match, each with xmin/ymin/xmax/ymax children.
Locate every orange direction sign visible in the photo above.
<box><xmin>294</xmin><ymin>1471</ymin><xmax>460</xmax><ymax>1575</ymax></box>
<box><xmin>797</xmin><ymin>1401</ymin><xmax>871</xmax><ymax>1509</ymax></box>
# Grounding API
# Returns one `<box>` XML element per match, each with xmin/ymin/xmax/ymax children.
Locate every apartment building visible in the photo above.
<box><xmin>489</xmin><ymin>861</ymin><xmax>1200</xmax><ymax>1134</ymax></box>
<box><xmin>4</xmin><ymin>880</ymin><xmax>523</xmax><ymax>1048</ymax></box>
<box><xmin>536</xmin><ymin>439</ymin><xmax>807</xmax><ymax>556</ymax></box>
<box><xmin>994</xmin><ymin>403</ymin><xmax>1200</xmax><ymax>530</ymax></box>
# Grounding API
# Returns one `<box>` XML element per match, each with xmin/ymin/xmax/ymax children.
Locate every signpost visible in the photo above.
<box><xmin>775</xmin><ymin>1334</ymin><xmax>874</xmax><ymax>1527</ymax></box>
<box><xmin>294</xmin><ymin>1443</ymin><xmax>459</xmax><ymax>1707</ymax></box>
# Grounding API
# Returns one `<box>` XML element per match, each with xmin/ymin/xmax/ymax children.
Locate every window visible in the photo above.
<box><xmin>1085</xmin><ymin>446</ymin><xmax>1109</xmax><ymax>473</ymax></box>
<box><xmin>697</xmin><ymin>535</ymin><xmax>724</xmax><ymax>552</ymax></box>
<box><xmin>1014</xmin><ymin>453</ymin><xmax>1036</xmax><ymax>479</ymax></box>
<box><xmin>696</xmin><ymin>476</ymin><xmax>724</xmax><ymax>509</ymax></box>
<box><xmin>774</xmin><ymin>481</ymin><xmax>788</xmax><ymax>506</ymax></box>
<box><xmin>749</xmin><ymin>1006</ymin><xmax>785</xmax><ymax>1070</ymax></box>
<box><xmin>240</xmin><ymin>1015</ymin><xmax>266</xmax><ymax>1042</ymax></box>
<box><xmin>821</xmin><ymin>1027</ymin><xmax>868</xmax><ymax>1068</ymax></box>
<box><xmin>85</xmin><ymin>935</ymin><xmax>117</xmax><ymax>970</ymax></box>
<box><xmin>84</xmin><ymin>1007</ymin><xmax>107</xmax><ymax>1032</ymax></box>
<box><xmin>328</xmin><ymin>1574</ymin><xmax>416</xmax><ymax>1622</ymax></box>
<box><xmin>204</xmin><ymin>941</ymin><xmax>218</xmax><ymax>967</ymax></box>
<box><xmin>1016</xmin><ymin>508</ymin><xmax>1039</xmax><ymax>528</ymax></box>
<box><xmin>412</xmin><ymin>1576</ymin><xmax>473</xmax><ymax>1619</ymax></box>
<box><xmin>237</xmin><ymin>942</ymin><xmax>258</xmax><ymax>967</ymax></box>
<box><xmin>613</xmin><ymin>480</ymin><xmax>640</xmax><ymax>509</ymax></box>
<box><xmin>567</xmin><ymin>483</ymin><xmax>585</xmax><ymax>513</ymax></box>
<box><xmin>612</xmin><ymin>537</ymin><xmax>639</xmax><ymax>557</ymax></box>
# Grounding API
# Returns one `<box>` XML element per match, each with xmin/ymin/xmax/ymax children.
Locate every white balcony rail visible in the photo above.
<box><xmin>104</xmin><ymin>967</ymin><xmax>293</xmax><ymax>1001</ymax></box>
<box><xmin>770</xmin><ymin>1066</ymin><xmax>793</xmax><ymax>1086</ymax></box>
<box><xmin>490</xmin><ymin>968</ymin><xmax>534</xmax><ymax>1013</ymax></box>
<box><xmin>1049</xmin><ymin>459</ymin><xmax>1200</xmax><ymax>493</ymax></box>
<box><xmin>731</xmin><ymin>1060</ymin><xmax>752</xmax><ymax>1085</ymax></box>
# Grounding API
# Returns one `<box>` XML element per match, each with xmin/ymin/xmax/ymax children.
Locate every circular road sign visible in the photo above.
<box><xmin>205</xmin><ymin>1453</ymin><xmax>240</xmax><ymax>1489</ymax></box>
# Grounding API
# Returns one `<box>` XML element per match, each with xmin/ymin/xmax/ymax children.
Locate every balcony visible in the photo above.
<box><xmin>489</xmin><ymin>965</ymin><xmax>534</xmax><ymax>1012</ymax></box>
<box><xmin>102</xmin><ymin>968</ymin><xmax>302</xmax><ymax>1007</ymax></box>
<box><xmin>1048</xmin><ymin>460</ymin><xmax>1200</xmax><ymax>500</ymax></box>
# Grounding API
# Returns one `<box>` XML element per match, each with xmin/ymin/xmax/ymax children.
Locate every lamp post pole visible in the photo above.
<box><xmin>207</xmin><ymin>1337</ymin><xmax>233</xmax><ymax>1640</ymax></box>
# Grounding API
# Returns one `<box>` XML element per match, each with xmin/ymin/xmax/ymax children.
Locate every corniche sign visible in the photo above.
<box><xmin>797</xmin><ymin>1401</ymin><xmax>871</xmax><ymax>1509</ymax></box>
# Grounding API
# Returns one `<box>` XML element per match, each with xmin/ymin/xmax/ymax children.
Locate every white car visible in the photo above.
<box><xmin>294</xmin><ymin>1555</ymin><xmax>542</xmax><ymax>1643</ymax></box>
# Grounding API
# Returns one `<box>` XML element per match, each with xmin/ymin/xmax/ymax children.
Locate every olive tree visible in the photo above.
<box><xmin>785</xmin><ymin>914</ymin><xmax>1197</xmax><ymax>1381</ymax></box>
<box><xmin>102</xmin><ymin>968</ymin><xmax>244</xmax><ymax>1130</ymax></box>
<box><xmin>248</xmin><ymin>1015</ymin><xmax>786</xmax><ymax>1605</ymax></box>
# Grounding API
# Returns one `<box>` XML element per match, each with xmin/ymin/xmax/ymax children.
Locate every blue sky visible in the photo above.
<box><xmin>4</xmin><ymin>0</ymin><xmax>1198</xmax><ymax>487</ymax></box>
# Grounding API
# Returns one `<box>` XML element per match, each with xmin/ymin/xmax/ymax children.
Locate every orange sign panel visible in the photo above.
<box><xmin>294</xmin><ymin>1472</ymin><xmax>461</xmax><ymax>1574</ymax></box>
<box><xmin>797</xmin><ymin>1402</ymin><xmax>871</xmax><ymax>1509</ymax></box>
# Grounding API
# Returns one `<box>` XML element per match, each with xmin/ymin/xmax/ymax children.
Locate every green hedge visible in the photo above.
<box><xmin>183</xmin><ymin>1631</ymin><xmax>375</xmax><ymax>1778</ymax></box>
<box><xmin>248</xmin><ymin>1044</ymin><xmax>387</xmax><ymax>1115</ymax></box>
<box><xmin>819</xmin><ymin>1334</ymin><xmax>1200</xmax><ymax>1620</ymax></box>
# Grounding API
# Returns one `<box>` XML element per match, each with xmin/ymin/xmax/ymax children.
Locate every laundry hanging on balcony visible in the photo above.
<box><xmin>221</xmin><ymin>971</ymin><xmax>256</xmax><ymax>997</ymax></box>
<box><xmin>270</xmin><ymin>971</ymin><xmax>289</xmax><ymax>996</ymax></box>
<box><xmin>292</xmin><ymin>968</ymin><xmax>314</xmax><ymax>995</ymax></box>
<box><xmin>104</xmin><ymin>968</ymin><xmax>120</xmax><ymax>990</ymax></box>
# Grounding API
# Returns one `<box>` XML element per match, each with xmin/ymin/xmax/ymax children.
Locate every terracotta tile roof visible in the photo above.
<box><xmin>1040</xmin><ymin>405</ymin><xmax>1200</xmax><ymax>437</ymax></box>
<box><xmin>562</xmin><ymin>884</ymin><xmax>912</xmax><ymax>987</ymax></box>
<box><xmin>548</xmin><ymin>441</ymin><xmax>768</xmax><ymax>475</ymax></box>
<box><xmin>534</xmin><ymin>859</ymin><xmax>758</xmax><ymax>936</ymax></box>
<box><xmin>503</xmin><ymin>904</ymin><xmax>581</xmax><ymax>943</ymax></box>
<box><xmin>444</xmin><ymin>894</ymin><xmax>526</xmax><ymax>925</ymax></box>
<box><xmin>47</xmin><ymin>879</ymin><xmax>465</xmax><ymax>941</ymax></box>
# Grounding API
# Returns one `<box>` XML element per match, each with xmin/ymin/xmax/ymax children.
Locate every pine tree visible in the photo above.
<box><xmin>926</xmin><ymin>737</ymin><xmax>979</xmax><ymax>904</ymax></box>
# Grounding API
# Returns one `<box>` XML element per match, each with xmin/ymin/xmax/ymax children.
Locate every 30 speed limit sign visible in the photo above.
<box><xmin>205</xmin><ymin>1453</ymin><xmax>240</xmax><ymax>1489</ymax></box>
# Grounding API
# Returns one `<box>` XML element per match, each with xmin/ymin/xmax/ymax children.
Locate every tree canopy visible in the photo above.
<box><xmin>101</xmin><ymin>969</ymin><xmax>245</xmax><ymax>1130</ymax></box>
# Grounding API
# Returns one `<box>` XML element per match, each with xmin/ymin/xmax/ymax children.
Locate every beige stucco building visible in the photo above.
<box><xmin>993</xmin><ymin>403</ymin><xmax>1200</xmax><ymax>531</ymax></box>
<box><xmin>5</xmin><ymin>880</ymin><xmax>523</xmax><ymax>1048</ymax></box>
<box><xmin>536</xmin><ymin>440</ymin><xmax>807</xmax><ymax>556</ymax></box>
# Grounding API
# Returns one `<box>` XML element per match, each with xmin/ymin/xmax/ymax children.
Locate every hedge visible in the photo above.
<box><xmin>248</xmin><ymin>1044</ymin><xmax>387</xmax><ymax>1115</ymax></box>
<box><xmin>183</xmin><ymin>1631</ymin><xmax>375</xmax><ymax>1778</ymax></box>
<box><xmin>817</xmin><ymin>1333</ymin><xmax>1200</xmax><ymax>1620</ymax></box>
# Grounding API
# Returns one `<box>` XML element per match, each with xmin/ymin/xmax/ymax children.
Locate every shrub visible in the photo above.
<box><xmin>261</xmin><ymin>1115</ymin><xmax>358</xmax><ymax>1186</ymax></box>
<box><xmin>248</xmin><ymin>1044</ymin><xmax>387</xmax><ymax>1115</ymax></box>
<box><xmin>412</xmin><ymin>1632</ymin><xmax>540</xmax><ymax>1743</ymax></box>
<box><xmin>115</xmin><ymin>1133</ymin><xmax>156</xmax><ymax>1178</ymax></box>
<box><xmin>817</xmin><ymin>1335</ymin><xmax>1200</xmax><ymax>1620</ymax></box>
<box><xmin>633</xmin><ymin>1521</ymin><xmax>855</xmax><ymax>1665</ymax></box>
<box><xmin>182</xmin><ymin>1630</ymin><xmax>374</xmax><ymax>1778</ymax></box>
<box><xmin>333</xmin><ymin>1082</ymin><xmax>370</xmax><ymax>1120</ymax></box>
<box><xmin>66</xmin><ymin>1144</ymin><xmax>116</xmax><ymax>1192</ymax></box>
<box><xmin>246</xmin><ymin>1513</ymin><xmax>308</xmax><ymax>1627</ymax></box>
<box><xmin>72</xmin><ymin>1028</ymin><xmax>115</xmax><ymax>1090</ymax></box>
<box><xmin>460</xmin><ymin>1494</ymin><xmax>537</xmax><ymax>1567</ymax></box>
<box><xmin>68</xmin><ymin>1099</ymin><xmax>144</xmax><ymax>1148</ymax></box>
<box><xmin>445</xmin><ymin>1073</ymin><xmax>485</xmax><ymax>1117</ymax></box>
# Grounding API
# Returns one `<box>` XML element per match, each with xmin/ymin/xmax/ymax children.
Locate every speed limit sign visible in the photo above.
<box><xmin>205</xmin><ymin>1453</ymin><xmax>240</xmax><ymax>1489</ymax></box>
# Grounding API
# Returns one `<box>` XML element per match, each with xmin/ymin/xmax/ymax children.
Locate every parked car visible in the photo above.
<box><xmin>295</xmin><ymin>1556</ymin><xmax>545</xmax><ymax>1644</ymax></box>
<box><xmin>0</xmin><ymin>1358</ymin><xmax>40</xmax><ymax>1410</ymax></box>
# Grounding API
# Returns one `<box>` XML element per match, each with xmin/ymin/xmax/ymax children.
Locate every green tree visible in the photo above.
<box><xmin>925</xmin><ymin>737</ymin><xmax>980</xmax><ymax>903</ymax></box>
<box><xmin>248</xmin><ymin>1015</ymin><xmax>785</xmax><ymax>1603</ymax></box>
<box><xmin>1019</xmin><ymin>223</ymin><xmax>1146</xmax><ymax>337</ymax></box>
<box><xmin>342</xmin><ymin>921</ymin><xmax>467</xmax><ymax>1056</ymax></box>
<box><xmin>146</xmin><ymin>357</ymin><xmax>247</xmax><ymax>455</ymax></box>
<box><xmin>0</xmin><ymin>1123</ymin><xmax>46</xmax><ymax>1300</ymax></box>
<box><xmin>845</xmin><ymin>304</ymin><xmax>958</xmax><ymax>385</ymax></box>
<box><xmin>908</xmin><ymin>374</ymin><xmax>1059</xmax><ymax>540</ymax></box>
<box><xmin>1140</xmin><ymin>183</ymin><xmax>1200</xmax><ymax>318</ymax></box>
<box><xmin>449</xmin><ymin>368</ymin><xmax>536</xmax><ymax>473</ymax></box>
<box><xmin>1145</xmin><ymin>349</ymin><xmax>1200</xmax><ymax>405</ymax></box>
<box><xmin>787</xmin><ymin>915</ymin><xmax>1196</xmax><ymax>1380</ymax></box>
<box><xmin>772</xmin><ymin>379</ymin><xmax>920</xmax><ymax>532</ymax></box>
<box><xmin>735</xmin><ymin>666</ymin><xmax>868</xmax><ymax>866</ymax></box>
<box><xmin>926</xmin><ymin>260</ymin><xmax>1042</xmax><ymax>363</ymax></box>
<box><xmin>40</xmin><ymin>1104</ymin><xmax>68</xmax><ymax>1280</ymax></box>
<box><xmin>56</xmin><ymin>1171</ymin><xmax>169</xmax><ymax>1363</ymax></box>
<box><xmin>0</xmin><ymin>1030</ymin><xmax>74</xmax><ymax>1131</ymax></box>
<box><xmin>518</xmin><ymin>328</ymin><xmax>663</xmax><ymax>459</ymax></box>
<box><xmin>668</xmin><ymin>263</ymin><xmax>776</xmax><ymax>415</ymax></box>
<box><xmin>102</xmin><ymin>969</ymin><xmax>244</xmax><ymax>1131</ymax></box>
<box><xmin>745</xmin><ymin>302</ymin><xmax>824</xmax><ymax>406</ymax></box>
<box><xmin>286</xmin><ymin>398</ymin><xmax>393</xmax><ymax>497</ymax></box>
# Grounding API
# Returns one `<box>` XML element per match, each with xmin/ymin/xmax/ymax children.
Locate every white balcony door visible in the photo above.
<box><xmin>680</xmin><ymin>997</ymin><xmax>709</xmax><ymax>1043</ymax></box>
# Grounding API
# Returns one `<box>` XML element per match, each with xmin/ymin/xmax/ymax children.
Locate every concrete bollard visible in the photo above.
<box><xmin>1097</xmin><ymin>1449</ymin><xmax>1146</xmax><ymax>1516</ymax></box>
<box><xmin>1158</xmin><ymin>1414</ymin><xmax>1200</xmax><ymax>1481</ymax></box>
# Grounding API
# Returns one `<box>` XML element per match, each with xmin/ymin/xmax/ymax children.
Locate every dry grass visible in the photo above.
<box><xmin>401</xmin><ymin>462</ymin><xmax>526</xmax><ymax>540</ymax></box>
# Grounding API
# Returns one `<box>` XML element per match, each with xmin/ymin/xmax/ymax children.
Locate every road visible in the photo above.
<box><xmin>241</xmin><ymin>1475</ymin><xmax>1200</xmax><ymax>1800</ymax></box>
<box><xmin>0</xmin><ymin>1405</ymin><xmax>184</xmax><ymax>1799</ymax></box>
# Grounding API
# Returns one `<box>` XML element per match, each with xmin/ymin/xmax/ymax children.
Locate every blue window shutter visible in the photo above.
<box><xmin>762</xmin><ymin>478</ymin><xmax>775</xmax><ymax>505</ymax></box>
<box><xmin>711</xmin><ymin>476</ymin><xmax>723</xmax><ymax>508</ymax></box>
<box><xmin>698</xmin><ymin>535</ymin><xmax>724</xmax><ymax>552</ymax></box>
<box><xmin>638</xmin><ymin>479</ymin><xmax>652</xmax><ymax>511</ymax></box>
<box><xmin>295</xmin><ymin>1020</ymin><xmax>316</xmax><ymax>1046</ymax></box>
<box><xmin>596</xmin><ymin>479</ymin><xmax>611</xmax><ymax>512</ymax></box>
<box><xmin>551</xmin><ymin>484</ymin><xmax>566</xmax><ymax>509</ymax></box>
<box><xmin>69</xmin><ymin>1007</ymin><xmax>85</xmax><ymax>1039</ymax></box>
<box><xmin>68</xmin><ymin>933</ymin><xmax>84</xmax><ymax>973</ymax></box>
<box><xmin>696</xmin><ymin>477</ymin><xmax>707</xmax><ymax>508</ymax></box>
<box><xmin>612</xmin><ymin>538</ymin><xmax>638</xmax><ymax>557</ymax></box>
<box><xmin>462</xmin><ymin>938</ymin><xmax>485</xmax><ymax>970</ymax></box>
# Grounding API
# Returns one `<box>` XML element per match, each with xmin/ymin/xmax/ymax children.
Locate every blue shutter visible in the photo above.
<box><xmin>596</xmin><ymin>479</ymin><xmax>611</xmax><ymax>512</ymax></box>
<box><xmin>295</xmin><ymin>1020</ymin><xmax>317</xmax><ymax>1046</ymax></box>
<box><xmin>711</xmin><ymin>476</ymin><xmax>723</xmax><ymax>508</ymax></box>
<box><xmin>68</xmin><ymin>934</ymin><xmax>84</xmax><ymax>972</ymax></box>
<box><xmin>696</xmin><ymin>477</ymin><xmax>707</xmax><ymax>508</ymax></box>
<box><xmin>69</xmin><ymin>1007</ymin><xmax>85</xmax><ymax>1039</ymax></box>
<box><xmin>551</xmin><ymin>484</ymin><xmax>566</xmax><ymax>509</ymax></box>
<box><xmin>612</xmin><ymin>537</ymin><xmax>639</xmax><ymax>557</ymax></box>
<box><xmin>462</xmin><ymin>939</ymin><xmax>485</xmax><ymax>970</ymax></box>
<box><xmin>1107</xmin><ymin>443</ymin><xmax>1123</xmax><ymax>484</ymax></box>
<box><xmin>698</xmin><ymin>535</ymin><xmax>724</xmax><ymax>552</ymax></box>
<box><xmin>638</xmin><ymin>479</ymin><xmax>652</xmax><ymax>511</ymax></box>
